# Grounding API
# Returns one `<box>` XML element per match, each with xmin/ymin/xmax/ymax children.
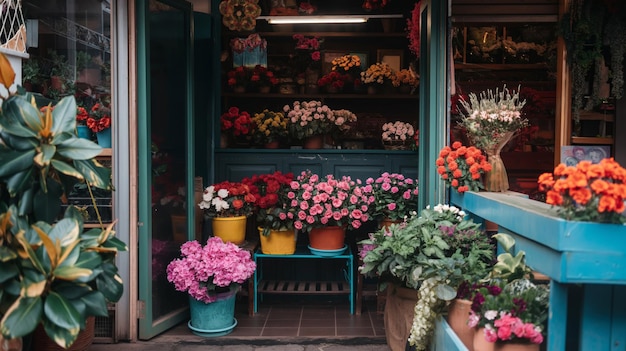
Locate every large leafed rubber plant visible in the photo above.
<box><xmin>0</xmin><ymin>53</ymin><xmax>127</xmax><ymax>349</ymax></box>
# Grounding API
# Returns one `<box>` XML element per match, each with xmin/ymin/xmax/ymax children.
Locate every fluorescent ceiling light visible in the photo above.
<box><xmin>263</xmin><ymin>16</ymin><xmax>369</xmax><ymax>24</ymax></box>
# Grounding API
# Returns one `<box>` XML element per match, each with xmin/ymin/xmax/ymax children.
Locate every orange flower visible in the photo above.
<box><xmin>538</xmin><ymin>158</ymin><xmax>626</xmax><ymax>224</ymax></box>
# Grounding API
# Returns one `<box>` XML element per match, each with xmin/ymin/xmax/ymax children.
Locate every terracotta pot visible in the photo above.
<box><xmin>308</xmin><ymin>226</ymin><xmax>345</xmax><ymax>250</ymax></box>
<box><xmin>32</xmin><ymin>316</ymin><xmax>95</xmax><ymax>351</ymax></box>
<box><xmin>303</xmin><ymin>134</ymin><xmax>324</xmax><ymax>149</ymax></box>
<box><xmin>384</xmin><ymin>284</ymin><xmax>419</xmax><ymax>351</ymax></box>
<box><xmin>379</xmin><ymin>218</ymin><xmax>404</xmax><ymax>230</ymax></box>
<box><xmin>474</xmin><ymin>327</ymin><xmax>496</xmax><ymax>351</ymax></box>
<box><xmin>447</xmin><ymin>299</ymin><xmax>475</xmax><ymax>351</ymax></box>
<box><xmin>258</xmin><ymin>85</ymin><xmax>271</xmax><ymax>94</ymax></box>
<box><xmin>0</xmin><ymin>336</ymin><xmax>22</xmax><ymax>351</ymax></box>
<box><xmin>264</xmin><ymin>140</ymin><xmax>280</xmax><ymax>149</ymax></box>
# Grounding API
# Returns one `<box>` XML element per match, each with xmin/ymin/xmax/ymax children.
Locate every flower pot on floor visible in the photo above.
<box><xmin>384</xmin><ymin>284</ymin><xmax>419</xmax><ymax>351</ymax></box>
<box><xmin>188</xmin><ymin>285</ymin><xmax>238</xmax><ymax>337</ymax></box>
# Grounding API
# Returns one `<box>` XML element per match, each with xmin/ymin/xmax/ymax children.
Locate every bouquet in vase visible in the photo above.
<box><xmin>457</xmin><ymin>85</ymin><xmax>529</xmax><ymax>192</ymax></box>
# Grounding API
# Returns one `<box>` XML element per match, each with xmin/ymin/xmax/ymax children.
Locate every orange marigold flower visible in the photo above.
<box><xmin>586</xmin><ymin>164</ymin><xmax>605</xmax><ymax>179</ymax></box>
<box><xmin>553</xmin><ymin>163</ymin><xmax>567</xmax><ymax>176</ymax></box>
<box><xmin>598</xmin><ymin>195</ymin><xmax>617</xmax><ymax>213</ymax></box>
<box><xmin>569</xmin><ymin>187</ymin><xmax>592</xmax><ymax>205</ymax></box>
<box><xmin>458</xmin><ymin>185</ymin><xmax>469</xmax><ymax>193</ymax></box>
<box><xmin>457</xmin><ymin>146</ymin><xmax>467</xmax><ymax>155</ymax></box>
<box><xmin>436</xmin><ymin>157</ymin><xmax>445</xmax><ymax>166</ymax></box>
<box><xmin>439</xmin><ymin>146</ymin><xmax>451</xmax><ymax>157</ymax></box>
<box><xmin>466</xmin><ymin>156</ymin><xmax>476</xmax><ymax>166</ymax></box>
<box><xmin>537</xmin><ymin>172</ymin><xmax>554</xmax><ymax>186</ymax></box>
<box><xmin>437</xmin><ymin>166</ymin><xmax>447</xmax><ymax>175</ymax></box>
<box><xmin>590</xmin><ymin>179</ymin><xmax>610</xmax><ymax>195</ymax></box>
<box><xmin>545</xmin><ymin>190</ymin><xmax>563</xmax><ymax>205</ymax></box>
<box><xmin>451</xmin><ymin>179</ymin><xmax>459</xmax><ymax>187</ymax></box>
<box><xmin>567</xmin><ymin>172</ymin><xmax>588</xmax><ymax>188</ymax></box>
<box><xmin>453</xmin><ymin>169</ymin><xmax>463</xmax><ymax>178</ymax></box>
<box><xmin>451</xmin><ymin>141</ymin><xmax>462</xmax><ymax>149</ymax></box>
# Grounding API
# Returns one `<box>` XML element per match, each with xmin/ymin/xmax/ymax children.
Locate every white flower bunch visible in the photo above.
<box><xmin>408</xmin><ymin>277</ymin><xmax>444</xmax><ymax>350</ymax></box>
<box><xmin>198</xmin><ymin>186</ymin><xmax>230</xmax><ymax>212</ymax></box>
<box><xmin>381</xmin><ymin>121</ymin><xmax>415</xmax><ymax>142</ymax></box>
<box><xmin>429</xmin><ymin>203</ymin><xmax>466</xmax><ymax>221</ymax></box>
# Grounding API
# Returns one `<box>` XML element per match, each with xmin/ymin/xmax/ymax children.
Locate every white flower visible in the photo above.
<box><xmin>485</xmin><ymin>310</ymin><xmax>498</xmax><ymax>320</ymax></box>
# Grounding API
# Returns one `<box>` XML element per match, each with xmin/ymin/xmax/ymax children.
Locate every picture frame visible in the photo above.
<box><xmin>377</xmin><ymin>49</ymin><xmax>403</xmax><ymax>71</ymax></box>
<box><xmin>350</xmin><ymin>52</ymin><xmax>368</xmax><ymax>71</ymax></box>
<box><xmin>322</xmin><ymin>50</ymin><xmax>347</xmax><ymax>74</ymax></box>
<box><xmin>561</xmin><ymin>145</ymin><xmax>611</xmax><ymax>166</ymax></box>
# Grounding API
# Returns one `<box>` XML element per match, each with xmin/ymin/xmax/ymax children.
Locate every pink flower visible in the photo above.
<box><xmin>387</xmin><ymin>203</ymin><xmax>397</xmax><ymax>211</ymax></box>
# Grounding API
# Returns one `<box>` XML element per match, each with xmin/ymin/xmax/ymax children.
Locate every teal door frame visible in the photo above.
<box><xmin>136</xmin><ymin>0</ymin><xmax>195</xmax><ymax>339</ymax></box>
<box><xmin>418</xmin><ymin>0</ymin><xmax>448</xmax><ymax>210</ymax></box>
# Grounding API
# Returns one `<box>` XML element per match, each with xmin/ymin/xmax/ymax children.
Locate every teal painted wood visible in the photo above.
<box><xmin>215</xmin><ymin>151</ymin><xmax>418</xmax><ymax>183</ymax></box>
<box><xmin>430</xmin><ymin>317</ymin><xmax>468</xmax><ymax>351</ymax></box>
<box><xmin>450</xmin><ymin>191</ymin><xmax>626</xmax><ymax>283</ymax></box>
<box><xmin>449</xmin><ymin>191</ymin><xmax>626</xmax><ymax>351</ymax></box>
<box><xmin>253</xmin><ymin>246</ymin><xmax>354</xmax><ymax>314</ymax></box>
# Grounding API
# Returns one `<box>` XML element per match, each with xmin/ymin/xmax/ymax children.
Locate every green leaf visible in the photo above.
<box><xmin>493</xmin><ymin>233</ymin><xmax>516</xmax><ymax>252</ymax></box>
<box><xmin>43</xmin><ymin>291</ymin><xmax>82</xmax><ymax>330</ymax></box>
<box><xmin>50</xmin><ymin>158</ymin><xmax>83</xmax><ymax>179</ymax></box>
<box><xmin>435</xmin><ymin>284</ymin><xmax>457</xmax><ymax>301</ymax></box>
<box><xmin>33</xmin><ymin>178</ymin><xmax>63</xmax><ymax>223</ymax></box>
<box><xmin>51</xmin><ymin>96</ymin><xmax>77</xmax><ymax>135</ymax></box>
<box><xmin>79</xmin><ymin>291</ymin><xmax>109</xmax><ymax>317</ymax></box>
<box><xmin>0</xmin><ymin>296</ymin><xmax>43</xmax><ymax>338</ymax></box>
<box><xmin>0</xmin><ymin>260</ymin><xmax>18</xmax><ymax>282</ymax></box>
<box><xmin>6</xmin><ymin>167</ymin><xmax>34</xmax><ymax>198</ymax></box>
<box><xmin>73</xmin><ymin>159</ymin><xmax>111</xmax><ymax>190</ymax></box>
<box><xmin>0</xmin><ymin>148</ymin><xmax>35</xmax><ymax>177</ymax></box>
<box><xmin>0</xmin><ymin>96</ymin><xmax>42</xmax><ymax>138</ymax></box>
<box><xmin>0</xmin><ymin>129</ymin><xmax>38</xmax><ymax>150</ymax></box>
<box><xmin>40</xmin><ymin>319</ymin><xmax>80</xmax><ymax>349</ymax></box>
<box><xmin>40</xmin><ymin>143</ymin><xmax>57</xmax><ymax>166</ymax></box>
<box><xmin>57</xmin><ymin>137</ymin><xmax>102</xmax><ymax>160</ymax></box>
<box><xmin>54</xmin><ymin>265</ymin><xmax>94</xmax><ymax>281</ymax></box>
<box><xmin>96</xmin><ymin>261</ymin><xmax>124</xmax><ymax>302</ymax></box>
<box><xmin>48</xmin><ymin>217</ymin><xmax>81</xmax><ymax>247</ymax></box>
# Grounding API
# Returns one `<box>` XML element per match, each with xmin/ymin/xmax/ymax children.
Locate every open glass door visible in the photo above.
<box><xmin>136</xmin><ymin>0</ymin><xmax>195</xmax><ymax>339</ymax></box>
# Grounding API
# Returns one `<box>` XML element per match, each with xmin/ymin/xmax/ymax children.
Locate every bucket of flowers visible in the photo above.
<box><xmin>330</xmin><ymin>54</ymin><xmax>363</xmax><ymax>91</ymax></box>
<box><xmin>283</xmin><ymin>100</ymin><xmax>334</xmax><ymax>148</ymax></box>
<box><xmin>364</xmin><ymin>172</ymin><xmax>419</xmax><ymax>225</ymax></box>
<box><xmin>436</xmin><ymin>141</ymin><xmax>492</xmax><ymax>193</ymax></box>
<box><xmin>242</xmin><ymin>171</ymin><xmax>297</xmax><ymax>254</ymax></box>
<box><xmin>381</xmin><ymin>120</ymin><xmax>415</xmax><ymax>150</ymax></box>
<box><xmin>392</xmin><ymin>68</ymin><xmax>419</xmax><ymax>94</ymax></box>
<box><xmin>220</xmin><ymin>106</ymin><xmax>254</xmax><ymax>148</ymax></box>
<box><xmin>327</xmin><ymin>108</ymin><xmax>358</xmax><ymax>146</ymax></box>
<box><xmin>250</xmin><ymin>109</ymin><xmax>288</xmax><ymax>148</ymax></box>
<box><xmin>250</xmin><ymin>65</ymin><xmax>278</xmax><ymax>93</ymax></box>
<box><xmin>226</xmin><ymin>66</ymin><xmax>251</xmax><ymax>93</ymax></box>
<box><xmin>166</xmin><ymin>237</ymin><xmax>256</xmax><ymax>335</ymax></box>
<box><xmin>86</xmin><ymin>99</ymin><xmax>112</xmax><ymax>147</ymax></box>
<box><xmin>317</xmin><ymin>71</ymin><xmax>352</xmax><ymax>93</ymax></box>
<box><xmin>361</xmin><ymin>62</ymin><xmax>395</xmax><ymax>94</ymax></box>
<box><xmin>198</xmin><ymin>180</ymin><xmax>256</xmax><ymax>245</ymax></box>
<box><xmin>287</xmin><ymin>170</ymin><xmax>374</xmax><ymax>253</ymax></box>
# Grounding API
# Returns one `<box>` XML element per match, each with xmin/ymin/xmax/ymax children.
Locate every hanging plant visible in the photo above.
<box><xmin>406</xmin><ymin>1</ymin><xmax>421</xmax><ymax>58</ymax></box>
<box><xmin>219</xmin><ymin>0</ymin><xmax>261</xmax><ymax>32</ymax></box>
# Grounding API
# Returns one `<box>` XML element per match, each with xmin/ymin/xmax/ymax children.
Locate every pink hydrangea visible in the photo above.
<box><xmin>166</xmin><ymin>237</ymin><xmax>256</xmax><ymax>303</ymax></box>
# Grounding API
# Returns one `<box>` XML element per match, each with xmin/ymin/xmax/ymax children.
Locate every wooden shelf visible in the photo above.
<box><xmin>455</xmin><ymin>63</ymin><xmax>550</xmax><ymax>70</ymax></box>
<box><xmin>222</xmin><ymin>92</ymin><xmax>418</xmax><ymax>100</ymax></box>
<box><xmin>578</xmin><ymin>111</ymin><xmax>614</xmax><ymax>122</ymax></box>
<box><xmin>257</xmin><ymin>280</ymin><xmax>351</xmax><ymax>295</ymax></box>
<box><xmin>571</xmin><ymin>136</ymin><xmax>614</xmax><ymax>145</ymax></box>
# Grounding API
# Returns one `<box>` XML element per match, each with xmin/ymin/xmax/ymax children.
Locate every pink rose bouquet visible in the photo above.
<box><xmin>166</xmin><ymin>237</ymin><xmax>256</xmax><ymax>303</ymax></box>
<box><xmin>287</xmin><ymin>170</ymin><xmax>375</xmax><ymax>233</ymax></box>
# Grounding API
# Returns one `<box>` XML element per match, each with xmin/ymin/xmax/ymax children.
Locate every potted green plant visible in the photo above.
<box><xmin>0</xmin><ymin>53</ymin><xmax>126</xmax><ymax>349</ymax></box>
<box><xmin>21</xmin><ymin>58</ymin><xmax>41</xmax><ymax>91</ymax></box>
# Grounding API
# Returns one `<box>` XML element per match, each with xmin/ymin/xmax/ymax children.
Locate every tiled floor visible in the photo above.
<box><xmin>163</xmin><ymin>295</ymin><xmax>386</xmax><ymax>339</ymax></box>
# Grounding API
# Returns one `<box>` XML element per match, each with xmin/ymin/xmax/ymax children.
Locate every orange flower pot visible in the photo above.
<box><xmin>308</xmin><ymin>226</ymin><xmax>345</xmax><ymax>250</ymax></box>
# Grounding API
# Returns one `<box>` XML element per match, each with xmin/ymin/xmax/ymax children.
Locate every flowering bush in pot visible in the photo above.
<box><xmin>250</xmin><ymin>109</ymin><xmax>288</xmax><ymax>146</ymax></box>
<box><xmin>287</xmin><ymin>170</ymin><xmax>374</xmax><ymax>234</ymax></box>
<box><xmin>381</xmin><ymin>121</ymin><xmax>416</xmax><ymax>149</ymax></box>
<box><xmin>226</xmin><ymin>66</ymin><xmax>251</xmax><ymax>91</ymax></box>
<box><xmin>220</xmin><ymin>107</ymin><xmax>254</xmax><ymax>147</ymax></box>
<box><xmin>86</xmin><ymin>99</ymin><xmax>112</xmax><ymax>133</ymax></box>
<box><xmin>538</xmin><ymin>158</ymin><xmax>626</xmax><ymax>224</ymax></box>
<box><xmin>437</xmin><ymin>141</ymin><xmax>492</xmax><ymax>193</ymax></box>
<box><xmin>242</xmin><ymin>171</ymin><xmax>295</xmax><ymax>236</ymax></box>
<box><xmin>166</xmin><ymin>237</ymin><xmax>257</xmax><ymax>303</ymax></box>
<box><xmin>317</xmin><ymin>71</ymin><xmax>353</xmax><ymax>92</ymax></box>
<box><xmin>361</xmin><ymin>62</ymin><xmax>395</xmax><ymax>90</ymax></box>
<box><xmin>364</xmin><ymin>172</ymin><xmax>419</xmax><ymax>222</ymax></box>
<box><xmin>198</xmin><ymin>181</ymin><xmax>256</xmax><ymax>218</ymax></box>
<box><xmin>250</xmin><ymin>64</ymin><xmax>278</xmax><ymax>92</ymax></box>
<box><xmin>283</xmin><ymin>100</ymin><xmax>334</xmax><ymax>141</ymax></box>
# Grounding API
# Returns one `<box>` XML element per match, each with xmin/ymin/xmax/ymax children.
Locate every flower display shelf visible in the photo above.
<box><xmin>450</xmin><ymin>190</ymin><xmax>626</xmax><ymax>351</ymax></box>
<box><xmin>253</xmin><ymin>246</ymin><xmax>354</xmax><ymax>314</ymax></box>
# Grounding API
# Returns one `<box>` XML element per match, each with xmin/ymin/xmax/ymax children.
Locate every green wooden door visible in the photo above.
<box><xmin>136</xmin><ymin>0</ymin><xmax>195</xmax><ymax>339</ymax></box>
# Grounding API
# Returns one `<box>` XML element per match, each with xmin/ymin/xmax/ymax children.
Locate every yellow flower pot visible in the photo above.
<box><xmin>258</xmin><ymin>227</ymin><xmax>296</xmax><ymax>255</ymax></box>
<box><xmin>212</xmin><ymin>216</ymin><xmax>247</xmax><ymax>245</ymax></box>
